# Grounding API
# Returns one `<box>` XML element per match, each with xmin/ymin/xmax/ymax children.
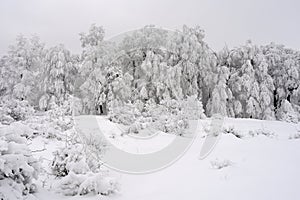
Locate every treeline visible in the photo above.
<box><xmin>0</xmin><ymin>25</ymin><xmax>299</xmax><ymax>122</ymax></box>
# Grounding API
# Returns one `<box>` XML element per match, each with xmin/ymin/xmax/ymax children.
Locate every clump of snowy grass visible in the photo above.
<box><xmin>210</xmin><ymin>159</ymin><xmax>233</xmax><ymax>170</ymax></box>
<box><xmin>248</xmin><ymin>128</ymin><xmax>276</xmax><ymax>138</ymax></box>
<box><xmin>289</xmin><ymin>133</ymin><xmax>300</xmax><ymax>140</ymax></box>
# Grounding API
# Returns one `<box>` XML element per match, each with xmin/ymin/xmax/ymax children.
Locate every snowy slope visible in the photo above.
<box><xmin>32</xmin><ymin>117</ymin><xmax>300</xmax><ymax>200</ymax></box>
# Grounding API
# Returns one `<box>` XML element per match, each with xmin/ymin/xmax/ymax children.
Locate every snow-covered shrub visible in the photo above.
<box><xmin>0</xmin><ymin>109</ymin><xmax>14</xmax><ymax>125</ymax></box>
<box><xmin>23</xmin><ymin>113</ymin><xmax>73</xmax><ymax>140</ymax></box>
<box><xmin>125</xmin><ymin>99</ymin><xmax>189</xmax><ymax>135</ymax></box>
<box><xmin>55</xmin><ymin>171</ymin><xmax>118</xmax><ymax>196</ymax></box>
<box><xmin>1</xmin><ymin>121</ymin><xmax>35</xmax><ymax>139</ymax></box>
<box><xmin>24</xmin><ymin>115</ymin><xmax>64</xmax><ymax>140</ymax></box>
<box><xmin>109</xmin><ymin>100</ymin><xmax>156</xmax><ymax>133</ymax></box>
<box><xmin>51</xmin><ymin>144</ymin><xmax>90</xmax><ymax>177</ymax></box>
<box><xmin>149</xmin><ymin>97</ymin><xmax>205</xmax><ymax>135</ymax></box>
<box><xmin>111</xmin><ymin>97</ymin><xmax>205</xmax><ymax>136</ymax></box>
<box><xmin>46</xmin><ymin>109</ymin><xmax>73</xmax><ymax>132</ymax></box>
<box><xmin>181</xmin><ymin>95</ymin><xmax>206</xmax><ymax>120</ymax></box>
<box><xmin>223</xmin><ymin>126</ymin><xmax>243</xmax><ymax>138</ymax></box>
<box><xmin>0</xmin><ymin>98</ymin><xmax>34</xmax><ymax>124</ymax></box>
<box><xmin>52</xmin><ymin>143</ymin><xmax>118</xmax><ymax>196</ymax></box>
<box><xmin>0</xmin><ymin>125</ymin><xmax>39</xmax><ymax>199</ymax></box>
<box><xmin>155</xmin><ymin>113</ymin><xmax>188</xmax><ymax>135</ymax></box>
<box><xmin>24</xmin><ymin>96</ymin><xmax>74</xmax><ymax>140</ymax></box>
<box><xmin>46</xmin><ymin>96</ymin><xmax>74</xmax><ymax>130</ymax></box>
<box><xmin>108</xmin><ymin>102</ymin><xmax>139</xmax><ymax>125</ymax></box>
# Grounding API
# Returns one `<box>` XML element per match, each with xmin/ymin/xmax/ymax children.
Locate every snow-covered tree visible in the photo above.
<box><xmin>0</xmin><ymin>35</ymin><xmax>45</xmax><ymax>106</ymax></box>
<box><xmin>262</xmin><ymin>43</ymin><xmax>300</xmax><ymax>120</ymax></box>
<box><xmin>225</xmin><ymin>41</ymin><xmax>276</xmax><ymax>119</ymax></box>
<box><xmin>40</xmin><ymin>44</ymin><xmax>77</xmax><ymax>110</ymax></box>
<box><xmin>206</xmin><ymin>65</ymin><xmax>231</xmax><ymax>116</ymax></box>
<box><xmin>118</xmin><ymin>25</ymin><xmax>169</xmax><ymax>102</ymax></box>
<box><xmin>255</xmin><ymin>54</ymin><xmax>275</xmax><ymax>120</ymax></box>
<box><xmin>78</xmin><ymin>24</ymin><xmax>120</xmax><ymax>115</ymax></box>
<box><xmin>168</xmin><ymin>25</ymin><xmax>218</xmax><ymax>111</ymax></box>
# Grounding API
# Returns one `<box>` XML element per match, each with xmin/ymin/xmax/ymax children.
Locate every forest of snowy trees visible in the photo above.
<box><xmin>1</xmin><ymin>25</ymin><xmax>300</xmax><ymax>123</ymax></box>
<box><xmin>1</xmin><ymin>24</ymin><xmax>300</xmax><ymax>199</ymax></box>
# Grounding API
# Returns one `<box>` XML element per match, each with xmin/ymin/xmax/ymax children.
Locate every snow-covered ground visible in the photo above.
<box><xmin>29</xmin><ymin>116</ymin><xmax>300</xmax><ymax>200</ymax></box>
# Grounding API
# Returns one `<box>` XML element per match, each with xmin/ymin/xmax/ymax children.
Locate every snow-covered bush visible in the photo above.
<box><xmin>55</xmin><ymin>171</ymin><xmax>118</xmax><ymax>196</ymax></box>
<box><xmin>122</xmin><ymin>100</ymin><xmax>188</xmax><ymax>135</ymax></box>
<box><xmin>0</xmin><ymin>98</ymin><xmax>34</xmax><ymax>124</ymax></box>
<box><xmin>46</xmin><ymin>102</ymin><xmax>74</xmax><ymax>132</ymax></box>
<box><xmin>51</xmin><ymin>144</ymin><xmax>90</xmax><ymax>177</ymax></box>
<box><xmin>25</xmin><ymin>97</ymin><xmax>74</xmax><ymax>139</ymax></box>
<box><xmin>108</xmin><ymin>102</ymin><xmax>139</xmax><ymax>125</ymax></box>
<box><xmin>223</xmin><ymin>126</ymin><xmax>243</xmax><ymax>138</ymax></box>
<box><xmin>23</xmin><ymin>114</ymin><xmax>73</xmax><ymax>141</ymax></box>
<box><xmin>110</xmin><ymin>97</ymin><xmax>205</xmax><ymax>136</ymax></box>
<box><xmin>181</xmin><ymin>95</ymin><xmax>206</xmax><ymax>120</ymax></box>
<box><xmin>24</xmin><ymin>115</ymin><xmax>65</xmax><ymax>140</ymax></box>
<box><xmin>2</xmin><ymin>121</ymin><xmax>35</xmax><ymax>139</ymax></box>
<box><xmin>52</xmin><ymin>143</ymin><xmax>118</xmax><ymax>196</ymax></box>
<box><xmin>0</xmin><ymin>109</ymin><xmax>14</xmax><ymax>125</ymax></box>
<box><xmin>0</xmin><ymin>125</ymin><xmax>39</xmax><ymax>199</ymax></box>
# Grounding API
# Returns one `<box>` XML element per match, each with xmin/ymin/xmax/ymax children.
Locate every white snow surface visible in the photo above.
<box><xmin>29</xmin><ymin>116</ymin><xmax>300</xmax><ymax>200</ymax></box>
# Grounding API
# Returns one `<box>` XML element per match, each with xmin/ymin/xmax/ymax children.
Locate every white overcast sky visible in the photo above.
<box><xmin>0</xmin><ymin>0</ymin><xmax>299</xmax><ymax>55</ymax></box>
